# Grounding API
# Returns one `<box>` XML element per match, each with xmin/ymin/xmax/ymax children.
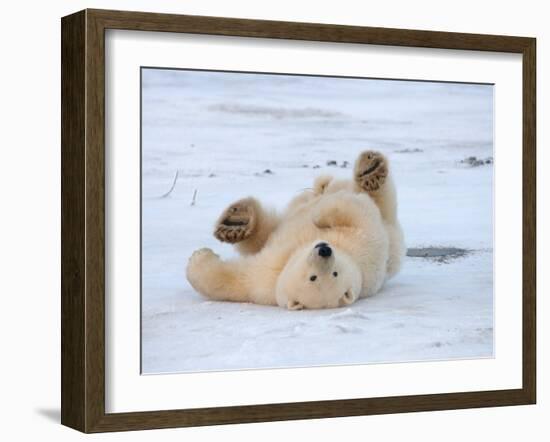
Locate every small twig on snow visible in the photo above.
<box><xmin>160</xmin><ymin>171</ymin><xmax>179</xmax><ymax>198</ymax></box>
<box><xmin>190</xmin><ymin>189</ymin><xmax>198</xmax><ymax>206</ymax></box>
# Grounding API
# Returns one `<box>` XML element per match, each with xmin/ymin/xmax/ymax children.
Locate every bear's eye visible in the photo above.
<box><xmin>309</xmin><ymin>275</ymin><xmax>317</xmax><ymax>281</ymax></box>
<box><xmin>333</xmin><ymin>271</ymin><xmax>338</xmax><ymax>277</ymax></box>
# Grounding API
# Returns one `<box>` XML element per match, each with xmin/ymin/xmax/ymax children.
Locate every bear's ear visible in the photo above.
<box><xmin>339</xmin><ymin>290</ymin><xmax>356</xmax><ymax>306</ymax></box>
<box><xmin>287</xmin><ymin>300</ymin><xmax>304</xmax><ymax>310</ymax></box>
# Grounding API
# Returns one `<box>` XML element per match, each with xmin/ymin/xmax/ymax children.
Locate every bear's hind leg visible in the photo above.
<box><xmin>354</xmin><ymin>150</ymin><xmax>388</xmax><ymax>193</ymax></box>
<box><xmin>354</xmin><ymin>150</ymin><xmax>397</xmax><ymax>224</ymax></box>
<box><xmin>214</xmin><ymin>197</ymin><xmax>280</xmax><ymax>255</ymax></box>
<box><xmin>354</xmin><ymin>150</ymin><xmax>405</xmax><ymax>277</ymax></box>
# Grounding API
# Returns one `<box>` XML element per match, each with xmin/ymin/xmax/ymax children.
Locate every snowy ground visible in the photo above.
<box><xmin>141</xmin><ymin>69</ymin><xmax>494</xmax><ymax>374</ymax></box>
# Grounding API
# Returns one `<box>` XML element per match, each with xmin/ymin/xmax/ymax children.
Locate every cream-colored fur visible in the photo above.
<box><xmin>186</xmin><ymin>151</ymin><xmax>405</xmax><ymax>310</ymax></box>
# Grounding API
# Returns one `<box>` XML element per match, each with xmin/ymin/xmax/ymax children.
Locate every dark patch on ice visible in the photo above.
<box><xmin>208</xmin><ymin>173</ymin><xmax>216</xmax><ymax>178</ymax></box>
<box><xmin>320</xmin><ymin>160</ymin><xmax>349</xmax><ymax>169</ymax></box>
<box><xmin>395</xmin><ymin>148</ymin><xmax>423</xmax><ymax>153</ymax></box>
<box><xmin>313</xmin><ymin>165</ymin><xmax>321</xmax><ymax>169</ymax></box>
<box><xmin>255</xmin><ymin>169</ymin><xmax>275</xmax><ymax>176</ymax></box>
<box><xmin>459</xmin><ymin>156</ymin><xmax>493</xmax><ymax>167</ymax></box>
<box><xmin>407</xmin><ymin>247</ymin><xmax>470</xmax><ymax>263</ymax></box>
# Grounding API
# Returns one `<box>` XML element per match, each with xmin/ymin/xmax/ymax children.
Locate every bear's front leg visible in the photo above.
<box><xmin>186</xmin><ymin>248</ymin><xmax>250</xmax><ymax>302</ymax></box>
<box><xmin>214</xmin><ymin>197</ymin><xmax>280</xmax><ymax>255</ymax></box>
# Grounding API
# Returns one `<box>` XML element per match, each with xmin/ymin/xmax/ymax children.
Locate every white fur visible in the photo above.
<box><xmin>186</xmin><ymin>151</ymin><xmax>405</xmax><ymax>310</ymax></box>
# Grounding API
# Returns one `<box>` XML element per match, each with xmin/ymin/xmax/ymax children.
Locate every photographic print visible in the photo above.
<box><xmin>61</xmin><ymin>10</ymin><xmax>536</xmax><ymax>431</ymax></box>
<box><xmin>140</xmin><ymin>68</ymin><xmax>494</xmax><ymax>374</ymax></box>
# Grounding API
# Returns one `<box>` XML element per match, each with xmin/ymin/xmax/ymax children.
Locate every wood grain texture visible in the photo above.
<box><xmin>60</xmin><ymin>8</ymin><xmax>537</xmax><ymax>433</ymax></box>
<box><xmin>61</xmin><ymin>10</ymin><xmax>86</xmax><ymax>431</ymax></box>
<box><xmin>522</xmin><ymin>38</ymin><xmax>536</xmax><ymax>403</ymax></box>
<box><xmin>89</xmin><ymin>8</ymin><xmax>532</xmax><ymax>52</ymax></box>
<box><xmin>84</xmin><ymin>9</ymin><xmax>107</xmax><ymax>432</ymax></box>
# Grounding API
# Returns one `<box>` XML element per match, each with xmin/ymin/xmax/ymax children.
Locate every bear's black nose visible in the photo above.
<box><xmin>318</xmin><ymin>245</ymin><xmax>332</xmax><ymax>258</ymax></box>
<box><xmin>315</xmin><ymin>242</ymin><xmax>328</xmax><ymax>249</ymax></box>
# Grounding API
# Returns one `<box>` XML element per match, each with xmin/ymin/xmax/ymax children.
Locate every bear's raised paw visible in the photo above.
<box><xmin>354</xmin><ymin>150</ymin><xmax>388</xmax><ymax>192</ymax></box>
<box><xmin>214</xmin><ymin>197</ymin><xmax>258</xmax><ymax>243</ymax></box>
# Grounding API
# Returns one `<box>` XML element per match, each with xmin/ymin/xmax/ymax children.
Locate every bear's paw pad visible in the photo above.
<box><xmin>355</xmin><ymin>150</ymin><xmax>388</xmax><ymax>192</ymax></box>
<box><xmin>214</xmin><ymin>199</ymin><xmax>256</xmax><ymax>243</ymax></box>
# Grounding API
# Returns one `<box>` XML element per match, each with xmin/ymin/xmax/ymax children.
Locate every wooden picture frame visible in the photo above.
<box><xmin>61</xmin><ymin>8</ymin><xmax>536</xmax><ymax>433</ymax></box>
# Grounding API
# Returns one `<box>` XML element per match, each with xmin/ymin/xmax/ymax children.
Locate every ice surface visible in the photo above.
<box><xmin>141</xmin><ymin>69</ymin><xmax>493</xmax><ymax>374</ymax></box>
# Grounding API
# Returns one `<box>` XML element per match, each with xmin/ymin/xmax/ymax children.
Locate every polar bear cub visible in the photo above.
<box><xmin>186</xmin><ymin>150</ymin><xmax>405</xmax><ymax>310</ymax></box>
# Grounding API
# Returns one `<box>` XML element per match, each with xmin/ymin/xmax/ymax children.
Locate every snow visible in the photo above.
<box><xmin>140</xmin><ymin>69</ymin><xmax>494</xmax><ymax>374</ymax></box>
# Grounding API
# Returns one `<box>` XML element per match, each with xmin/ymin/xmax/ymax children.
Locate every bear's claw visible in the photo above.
<box><xmin>214</xmin><ymin>198</ymin><xmax>257</xmax><ymax>243</ymax></box>
<box><xmin>354</xmin><ymin>150</ymin><xmax>388</xmax><ymax>192</ymax></box>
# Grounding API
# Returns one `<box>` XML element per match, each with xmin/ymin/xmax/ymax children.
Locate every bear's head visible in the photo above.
<box><xmin>275</xmin><ymin>240</ymin><xmax>362</xmax><ymax>310</ymax></box>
